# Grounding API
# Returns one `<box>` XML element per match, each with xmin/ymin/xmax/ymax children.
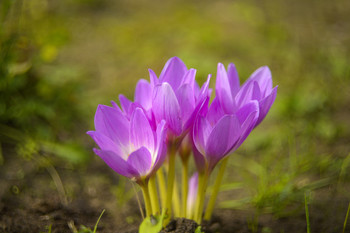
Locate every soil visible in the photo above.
<box><xmin>0</xmin><ymin>148</ymin><xmax>349</xmax><ymax>233</ymax></box>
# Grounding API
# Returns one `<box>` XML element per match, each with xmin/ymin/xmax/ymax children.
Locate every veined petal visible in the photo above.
<box><xmin>127</xmin><ymin>147</ymin><xmax>152</xmax><ymax>178</ymax></box>
<box><xmin>135</xmin><ymin>79</ymin><xmax>152</xmax><ymax>110</ymax></box>
<box><xmin>205</xmin><ymin>115</ymin><xmax>241</xmax><ymax>170</ymax></box>
<box><xmin>94</xmin><ymin>149</ymin><xmax>136</xmax><ymax>178</ymax></box>
<box><xmin>148</xmin><ymin>69</ymin><xmax>159</xmax><ymax>88</ymax></box>
<box><xmin>130</xmin><ymin>108</ymin><xmax>155</xmax><ymax>152</ymax></box>
<box><xmin>235</xmin><ymin>80</ymin><xmax>261</xmax><ymax>107</ymax></box>
<box><xmin>94</xmin><ymin>104</ymin><xmax>130</xmax><ymax>148</ymax></box>
<box><xmin>119</xmin><ymin>94</ymin><xmax>132</xmax><ymax>115</ymax></box>
<box><xmin>216</xmin><ymin>63</ymin><xmax>235</xmax><ymax>113</ymax></box>
<box><xmin>151</xmin><ymin>120</ymin><xmax>167</xmax><ymax>173</ymax></box>
<box><xmin>207</xmin><ymin>97</ymin><xmax>225</xmax><ymax>125</ymax></box>
<box><xmin>176</xmin><ymin>83</ymin><xmax>195</xmax><ymax>123</ymax></box>
<box><xmin>227</xmin><ymin>63</ymin><xmax>240</xmax><ymax>98</ymax></box>
<box><xmin>152</xmin><ymin>82</ymin><xmax>182</xmax><ymax>136</ymax></box>
<box><xmin>193</xmin><ymin>116</ymin><xmax>212</xmax><ymax>156</ymax></box>
<box><xmin>248</xmin><ymin>66</ymin><xmax>272</xmax><ymax>97</ymax></box>
<box><xmin>159</xmin><ymin>57</ymin><xmax>187</xmax><ymax>91</ymax></box>
<box><xmin>256</xmin><ymin>86</ymin><xmax>277</xmax><ymax>126</ymax></box>
<box><xmin>234</xmin><ymin>100</ymin><xmax>259</xmax><ymax>150</ymax></box>
<box><xmin>87</xmin><ymin>131</ymin><xmax>126</xmax><ymax>160</ymax></box>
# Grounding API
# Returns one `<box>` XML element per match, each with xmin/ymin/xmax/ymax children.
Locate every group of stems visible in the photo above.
<box><xmin>139</xmin><ymin>145</ymin><xmax>230</xmax><ymax>225</ymax></box>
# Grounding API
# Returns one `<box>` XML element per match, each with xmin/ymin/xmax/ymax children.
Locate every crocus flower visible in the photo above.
<box><xmin>216</xmin><ymin>63</ymin><xmax>278</xmax><ymax>126</ymax></box>
<box><xmin>87</xmin><ymin>105</ymin><xmax>167</xmax><ymax>184</ymax></box>
<box><xmin>186</xmin><ymin>173</ymin><xmax>198</xmax><ymax>218</ymax></box>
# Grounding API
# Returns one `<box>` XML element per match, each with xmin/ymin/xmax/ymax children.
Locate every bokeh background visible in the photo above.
<box><xmin>1</xmin><ymin>0</ymin><xmax>350</xmax><ymax>232</ymax></box>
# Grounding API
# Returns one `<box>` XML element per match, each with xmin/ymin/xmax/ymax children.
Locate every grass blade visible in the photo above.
<box><xmin>343</xmin><ymin>202</ymin><xmax>350</xmax><ymax>233</ymax></box>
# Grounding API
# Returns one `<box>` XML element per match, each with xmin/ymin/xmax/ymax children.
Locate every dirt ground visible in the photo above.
<box><xmin>0</xmin><ymin>148</ymin><xmax>349</xmax><ymax>233</ymax></box>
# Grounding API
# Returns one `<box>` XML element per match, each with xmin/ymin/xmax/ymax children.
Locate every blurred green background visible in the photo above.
<box><xmin>1</xmin><ymin>0</ymin><xmax>349</xmax><ymax>217</ymax></box>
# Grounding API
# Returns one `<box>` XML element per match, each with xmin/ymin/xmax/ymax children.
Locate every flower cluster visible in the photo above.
<box><xmin>88</xmin><ymin>57</ymin><xmax>277</xmax><ymax>224</ymax></box>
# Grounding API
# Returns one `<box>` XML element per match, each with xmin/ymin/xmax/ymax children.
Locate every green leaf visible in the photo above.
<box><xmin>195</xmin><ymin>226</ymin><xmax>203</xmax><ymax>233</ymax></box>
<box><xmin>139</xmin><ymin>209</ymin><xmax>167</xmax><ymax>233</ymax></box>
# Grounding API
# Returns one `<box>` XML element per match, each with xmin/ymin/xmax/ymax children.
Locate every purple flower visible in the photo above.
<box><xmin>216</xmin><ymin>63</ymin><xmax>278</xmax><ymax>126</ymax></box>
<box><xmin>115</xmin><ymin>57</ymin><xmax>211</xmax><ymax>142</ymax></box>
<box><xmin>87</xmin><ymin>105</ymin><xmax>167</xmax><ymax>184</ymax></box>
<box><xmin>187</xmin><ymin>173</ymin><xmax>198</xmax><ymax>217</ymax></box>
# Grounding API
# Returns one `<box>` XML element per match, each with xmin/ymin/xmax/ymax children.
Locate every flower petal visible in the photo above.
<box><xmin>134</xmin><ymin>79</ymin><xmax>152</xmax><ymax>110</ymax></box>
<box><xmin>127</xmin><ymin>146</ymin><xmax>152</xmax><ymax>177</ymax></box>
<box><xmin>87</xmin><ymin>131</ymin><xmax>126</xmax><ymax>160</ymax></box>
<box><xmin>207</xmin><ymin>97</ymin><xmax>225</xmax><ymax>125</ymax></box>
<box><xmin>130</xmin><ymin>108</ymin><xmax>154</xmax><ymax>152</ymax></box>
<box><xmin>248</xmin><ymin>66</ymin><xmax>272</xmax><ymax>97</ymax></box>
<box><xmin>181</xmin><ymin>68</ymin><xmax>196</xmax><ymax>89</ymax></box>
<box><xmin>159</xmin><ymin>57</ymin><xmax>187</xmax><ymax>91</ymax></box>
<box><xmin>151</xmin><ymin>120</ymin><xmax>168</xmax><ymax>173</ymax></box>
<box><xmin>205</xmin><ymin>115</ymin><xmax>241</xmax><ymax>170</ymax></box>
<box><xmin>148</xmin><ymin>69</ymin><xmax>159</xmax><ymax>87</ymax></box>
<box><xmin>94</xmin><ymin>149</ymin><xmax>136</xmax><ymax>178</ymax></box>
<box><xmin>119</xmin><ymin>94</ymin><xmax>132</xmax><ymax>115</ymax></box>
<box><xmin>235</xmin><ymin>80</ymin><xmax>261</xmax><ymax>107</ymax></box>
<box><xmin>227</xmin><ymin>63</ymin><xmax>240</xmax><ymax>98</ymax></box>
<box><xmin>152</xmin><ymin>82</ymin><xmax>182</xmax><ymax>136</ymax></box>
<box><xmin>257</xmin><ymin>86</ymin><xmax>277</xmax><ymax>125</ymax></box>
<box><xmin>216</xmin><ymin>63</ymin><xmax>235</xmax><ymax>114</ymax></box>
<box><xmin>193</xmin><ymin>115</ymin><xmax>212</xmax><ymax>156</ymax></box>
<box><xmin>176</xmin><ymin>83</ymin><xmax>195</xmax><ymax>123</ymax></box>
<box><xmin>94</xmin><ymin>104</ymin><xmax>130</xmax><ymax>147</ymax></box>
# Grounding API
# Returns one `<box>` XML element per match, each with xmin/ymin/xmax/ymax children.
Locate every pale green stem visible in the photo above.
<box><xmin>141</xmin><ymin>182</ymin><xmax>152</xmax><ymax>217</ymax></box>
<box><xmin>172</xmin><ymin>177</ymin><xmax>181</xmax><ymax>217</ymax></box>
<box><xmin>204</xmin><ymin>156</ymin><xmax>229</xmax><ymax>220</ymax></box>
<box><xmin>149</xmin><ymin>175</ymin><xmax>160</xmax><ymax>215</ymax></box>
<box><xmin>194</xmin><ymin>171</ymin><xmax>209</xmax><ymax>224</ymax></box>
<box><xmin>165</xmin><ymin>145</ymin><xmax>176</xmax><ymax>217</ymax></box>
<box><xmin>181</xmin><ymin>157</ymin><xmax>189</xmax><ymax>217</ymax></box>
<box><xmin>157</xmin><ymin>168</ymin><xmax>167</xmax><ymax>208</ymax></box>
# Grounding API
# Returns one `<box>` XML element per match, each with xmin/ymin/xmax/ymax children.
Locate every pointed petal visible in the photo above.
<box><xmin>193</xmin><ymin>116</ymin><xmax>212</xmax><ymax>157</ymax></box>
<box><xmin>110</xmin><ymin>100</ymin><xmax>123</xmax><ymax>114</ymax></box>
<box><xmin>176</xmin><ymin>83</ymin><xmax>195</xmax><ymax>123</ymax></box>
<box><xmin>127</xmin><ymin>147</ymin><xmax>152</xmax><ymax>177</ymax></box>
<box><xmin>227</xmin><ymin>63</ymin><xmax>240</xmax><ymax>98</ymax></box>
<box><xmin>181</xmin><ymin>68</ymin><xmax>196</xmax><ymax>89</ymax></box>
<box><xmin>130</xmin><ymin>108</ymin><xmax>154</xmax><ymax>152</ymax></box>
<box><xmin>94</xmin><ymin>149</ymin><xmax>136</xmax><ymax>178</ymax></box>
<box><xmin>87</xmin><ymin>131</ymin><xmax>126</xmax><ymax>160</ymax></box>
<box><xmin>207</xmin><ymin>97</ymin><xmax>225</xmax><ymax>125</ymax></box>
<box><xmin>234</xmin><ymin>100</ymin><xmax>259</xmax><ymax>149</ymax></box>
<box><xmin>216</xmin><ymin>63</ymin><xmax>235</xmax><ymax>113</ymax></box>
<box><xmin>94</xmin><ymin>104</ymin><xmax>130</xmax><ymax>147</ymax></box>
<box><xmin>257</xmin><ymin>86</ymin><xmax>277</xmax><ymax>125</ymax></box>
<box><xmin>248</xmin><ymin>66</ymin><xmax>272</xmax><ymax>97</ymax></box>
<box><xmin>152</xmin><ymin>82</ymin><xmax>182</xmax><ymax>136</ymax></box>
<box><xmin>235</xmin><ymin>80</ymin><xmax>261</xmax><ymax>107</ymax></box>
<box><xmin>148</xmin><ymin>69</ymin><xmax>159</xmax><ymax>88</ymax></box>
<box><xmin>159</xmin><ymin>57</ymin><xmax>187</xmax><ymax>91</ymax></box>
<box><xmin>119</xmin><ymin>94</ymin><xmax>132</xmax><ymax>115</ymax></box>
<box><xmin>135</xmin><ymin>79</ymin><xmax>152</xmax><ymax>110</ymax></box>
<box><xmin>151</xmin><ymin>120</ymin><xmax>168</xmax><ymax>173</ymax></box>
<box><xmin>205</xmin><ymin>115</ymin><xmax>241</xmax><ymax>170</ymax></box>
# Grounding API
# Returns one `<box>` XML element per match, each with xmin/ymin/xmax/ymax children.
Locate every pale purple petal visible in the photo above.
<box><xmin>110</xmin><ymin>100</ymin><xmax>123</xmax><ymax>114</ymax></box>
<box><xmin>159</xmin><ymin>57</ymin><xmax>187</xmax><ymax>91</ymax></box>
<box><xmin>151</xmin><ymin>120</ymin><xmax>168</xmax><ymax>174</ymax></box>
<box><xmin>127</xmin><ymin>147</ymin><xmax>152</xmax><ymax>177</ymax></box>
<box><xmin>207</xmin><ymin>97</ymin><xmax>225</xmax><ymax>125</ymax></box>
<box><xmin>130</xmin><ymin>108</ymin><xmax>154</xmax><ymax>152</ymax></box>
<box><xmin>233</xmin><ymin>100</ymin><xmax>259</xmax><ymax>150</ymax></box>
<box><xmin>94</xmin><ymin>104</ymin><xmax>130</xmax><ymax>147</ymax></box>
<box><xmin>192</xmin><ymin>144</ymin><xmax>207</xmax><ymax>174</ymax></box>
<box><xmin>87</xmin><ymin>131</ymin><xmax>126</xmax><ymax>160</ymax></box>
<box><xmin>227</xmin><ymin>63</ymin><xmax>240</xmax><ymax>98</ymax></box>
<box><xmin>235</xmin><ymin>81</ymin><xmax>261</xmax><ymax>107</ymax></box>
<box><xmin>248</xmin><ymin>66</ymin><xmax>272</xmax><ymax>97</ymax></box>
<box><xmin>94</xmin><ymin>149</ymin><xmax>136</xmax><ymax>178</ymax></box>
<box><xmin>187</xmin><ymin>173</ymin><xmax>198</xmax><ymax>218</ymax></box>
<box><xmin>193</xmin><ymin>115</ymin><xmax>212</xmax><ymax>157</ymax></box>
<box><xmin>216</xmin><ymin>63</ymin><xmax>235</xmax><ymax>114</ymax></box>
<box><xmin>256</xmin><ymin>86</ymin><xmax>277</xmax><ymax>126</ymax></box>
<box><xmin>148</xmin><ymin>69</ymin><xmax>159</xmax><ymax>88</ymax></box>
<box><xmin>119</xmin><ymin>94</ymin><xmax>132</xmax><ymax>114</ymax></box>
<box><xmin>152</xmin><ymin>82</ymin><xmax>182</xmax><ymax>136</ymax></box>
<box><xmin>181</xmin><ymin>68</ymin><xmax>196</xmax><ymax>89</ymax></box>
<box><xmin>134</xmin><ymin>79</ymin><xmax>152</xmax><ymax>110</ymax></box>
<box><xmin>175</xmin><ymin>83</ymin><xmax>195</xmax><ymax>123</ymax></box>
<box><xmin>205</xmin><ymin>115</ymin><xmax>241</xmax><ymax>170</ymax></box>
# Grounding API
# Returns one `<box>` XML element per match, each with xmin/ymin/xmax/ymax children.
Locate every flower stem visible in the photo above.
<box><xmin>149</xmin><ymin>175</ymin><xmax>160</xmax><ymax>215</ymax></box>
<box><xmin>141</xmin><ymin>182</ymin><xmax>152</xmax><ymax>217</ymax></box>
<box><xmin>204</xmin><ymin>156</ymin><xmax>229</xmax><ymax>220</ymax></box>
<box><xmin>172</xmin><ymin>177</ymin><xmax>181</xmax><ymax>217</ymax></box>
<box><xmin>194</xmin><ymin>171</ymin><xmax>209</xmax><ymax>224</ymax></box>
<box><xmin>165</xmin><ymin>144</ymin><xmax>176</xmax><ymax>217</ymax></box>
<box><xmin>157</xmin><ymin>168</ymin><xmax>167</xmax><ymax>208</ymax></box>
<box><xmin>181</xmin><ymin>157</ymin><xmax>189</xmax><ymax>217</ymax></box>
